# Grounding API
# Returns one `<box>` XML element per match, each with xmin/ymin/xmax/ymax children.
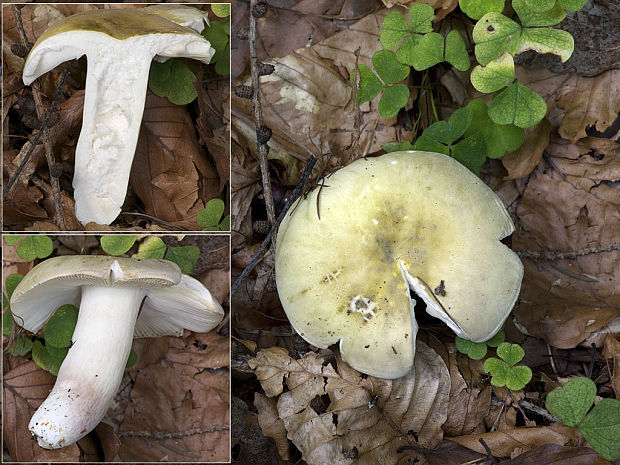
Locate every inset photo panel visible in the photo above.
<box><xmin>2</xmin><ymin>3</ymin><xmax>230</xmax><ymax>232</ymax></box>
<box><xmin>2</xmin><ymin>233</ymin><xmax>230</xmax><ymax>462</ymax></box>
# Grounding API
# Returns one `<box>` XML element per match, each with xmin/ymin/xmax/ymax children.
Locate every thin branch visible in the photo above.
<box><xmin>518</xmin><ymin>400</ymin><xmax>559</xmax><ymax>423</ymax></box>
<box><xmin>249</xmin><ymin>0</ymin><xmax>276</xmax><ymax>230</ymax></box>
<box><xmin>11</xmin><ymin>5</ymin><xmax>66</xmax><ymax>230</ymax></box>
<box><xmin>232</xmin><ymin>155</ymin><xmax>317</xmax><ymax>296</ymax></box>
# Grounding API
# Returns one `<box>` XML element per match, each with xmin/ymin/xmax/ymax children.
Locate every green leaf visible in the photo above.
<box><xmin>373</xmin><ymin>50</ymin><xmax>410</xmax><ymax>85</ymax></box>
<box><xmin>126</xmin><ymin>349</ymin><xmax>138</xmax><ymax>369</ymax></box>
<box><xmin>455</xmin><ymin>336</ymin><xmax>488</xmax><ymax>360</ymax></box>
<box><xmin>496</xmin><ymin>342</ymin><xmax>525</xmax><ymax>365</ymax></box>
<box><xmin>444</xmin><ymin>30</ymin><xmax>470</xmax><ymax>71</ymax></box>
<box><xmin>197</xmin><ymin>198</ymin><xmax>226</xmax><ymax>228</ymax></box>
<box><xmin>378</xmin><ymin>85</ymin><xmax>409</xmax><ymax>119</ymax></box>
<box><xmin>513</xmin><ymin>0</ymin><xmax>566</xmax><ymax>27</ymax></box>
<box><xmin>203</xmin><ymin>18</ymin><xmax>231</xmax><ymax>75</ymax></box>
<box><xmin>357</xmin><ymin>64</ymin><xmax>383</xmax><ymax>104</ymax></box>
<box><xmin>484</xmin><ymin>357</ymin><xmax>509</xmax><ymax>386</ymax></box>
<box><xmin>165</xmin><ymin>245</ymin><xmax>200</xmax><ymax>274</ymax></box>
<box><xmin>215</xmin><ymin>42</ymin><xmax>231</xmax><ymax>76</ymax></box>
<box><xmin>409</xmin><ymin>32</ymin><xmax>444</xmax><ymax>71</ymax></box>
<box><xmin>470</xmin><ymin>53</ymin><xmax>515</xmax><ymax>93</ymax></box>
<box><xmin>16</xmin><ymin>236</ymin><xmax>53</xmax><ymax>261</ymax></box>
<box><xmin>100</xmin><ymin>235</ymin><xmax>137</xmax><ymax>256</ymax></box>
<box><xmin>473</xmin><ymin>13</ymin><xmax>521</xmax><ymax>65</ymax></box>
<box><xmin>485</xmin><ymin>329</ymin><xmax>505</xmax><ymax>347</ymax></box>
<box><xmin>464</xmin><ymin>99</ymin><xmax>524</xmax><ymax>158</ymax></box>
<box><xmin>220</xmin><ymin>215</ymin><xmax>231</xmax><ymax>232</ymax></box>
<box><xmin>451</xmin><ymin>131</ymin><xmax>487</xmax><ymax>174</ymax></box>
<box><xmin>488</xmin><ymin>82</ymin><xmax>547</xmax><ymax>128</ymax></box>
<box><xmin>4</xmin><ymin>274</ymin><xmax>24</xmax><ymax>301</ymax></box>
<box><xmin>579</xmin><ymin>398</ymin><xmax>620</xmax><ymax>461</ymax></box>
<box><xmin>558</xmin><ymin>0</ymin><xmax>587</xmax><ymax>11</ymax></box>
<box><xmin>134</xmin><ymin>236</ymin><xmax>167</xmax><ymax>260</ymax></box>
<box><xmin>380</xmin><ymin>11</ymin><xmax>410</xmax><ymax>49</ymax></box>
<box><xmin>211</xmin><ymin>4</ymin><xmax>230</xmax><ymax>17</ymax></box>
<box><xmin>545</xmin><ymin>377</ymin><xmax>597</xmax><ymax>427</ymax></box>
<box><xmin>32</xmin><ymin>341</ymin><xmax>68</xmax><ymax>376</ymax></box>
<box><xmin>423</xmin><ymin>107</ymin><xmax>473</xmax><ymax>145</ymax></box>
<box><xmin>8</xmin><ymin>335</ymin><xmax>33</xmax><ymax>356</ymax></box>
<box><xmin>4</xmin><ymin>235</ymin><xmax>24</xmax><ymax>246</ymax></box>
<box><xmin>519</xmin><ymin>0</ymin><xmax>555</xmax><ymax>11</ymax></box>
<box><xmin>517</xmin><ymin>28</ymin><xmax>574</xmax><ymax>63</ymax></box>
<box><xmin>383</xmin><ymin>141</ymin><xmax>415</xmax><ymax>153</ymax></box>
<box><xmin>505</xmin><ymin>365</ymin><xmax>533</xmax><ymax>391</ymax></box>
<box><xmin>3</xmin><ymin>309</ymin><xmax>13</xmax><ymax>337</ymax></box>
<box><xmin>395</xmin><ymin>34</ymin><xmax>421</xmax><ymax>66</ymax></box>
<box><xmin>409</xmin><ymin>2</ymin><xmax>435</xmax><ymax>33</ymax></box>
<box><xmin>43</xmin><ymin>304</ymin><xmax>78</xmax><ymax>348</ymax></box>
<box><xmin>412</xmin><ymin>134</ymin><xmax>449</xmax><ymax>155</ymax></box>
<box><xmin>149</xmin><ymin>59</ymin><xmax>198</xmax><ymax>105</ymax></box>
<box><xmin>459</xmin><ymin>0</ymin><xmax>505</xmax><ymax>20</ymax></box>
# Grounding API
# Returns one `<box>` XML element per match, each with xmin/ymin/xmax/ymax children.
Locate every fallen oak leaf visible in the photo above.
<box><xmin>248</xmin><ymin>342</ymin><xmax>450</xmax><ymax>465</ymax></box>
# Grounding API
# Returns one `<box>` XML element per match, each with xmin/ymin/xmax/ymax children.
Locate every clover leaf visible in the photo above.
<box><xmin>8</xmin><ymin>335</ymin><xmax>33</xmax><ymax>356</ymax></box>
<box><xmin>165</xmin><ymin>246</ymin><xmax>200</xmax><ymax>274</ymax></box>
<box><xmin>5</xmin><ymin>235</ymin><xmax>53</xmax><ymax>261</ymax></box>
<box><xmin>488</xmin><ymin>82</ymin><xmax>547</xmax><ymax>128</ymax></box>
<box><xmin>134</xmin><ymin>236</ymin><xmax>167</xmax><ymax>260</ymax></box>
<box><xmin>100</xmin><ymin>235</ymin><xmax>137</xmax><ymax>256</ymax></box>
<box><xmin>203</xmin><ymin>17</ymin><xmax>230</xmax><ymax>76</ymax></box>
<box><xmin>517</xmin><ymin>28</ymin><xmax>574</xmax><ymax>63</ymax></box>
<box><xmin>459</xmin><ymin>0</ymin><xmax>505</xmax><ymax>20</ymax></box>
<box><xmin>546</xmin><ymin>377</ymin><xmax>597</xmax><ymax>427</ymax></box>
<box><xmin>32</xmin><ymin>340</ymin><xmax>68</xmax><ymax>376</ymax></box>
<box><xmin>197</xmin><ymin>198</ymin><xmax>230</xmax><ymax>231</ymax></box>
<box><xmin>483</xmin><ymin>342</ymin><xmax>532</xmax><ymax>390</ymax></box>
<box><xmin>470</xmin><ymin>53</ymin><xmax>515</xmax><ymax>93</ymax></box>
<box><xmin>473</xmin><ymin>13</ymin><xmax>521</xmax><ymax>65</ymax></box>
<box><xmin>444</xmin><ymin>30</ymin><xmax>470</xmax><ymax>71</ymax></box>
<box><xmin>43</xmin><ymin>304</ymin><xmax>79</xmax><ymax>348</ymax></box>
<box><xmin>558</xmin><ymin>0</ymin><xmax>587</xmax><ymax>11</ymax></box>
<box><xmin>455</xmin><ymin>337</ymin><xmax>488</xmax><ymax>360</ymax></box>
<box><xmin>578</xmin><ymin>399</ymin><xmax>620</xmax><ymax>461</ymax></box>
<box><xmin>149</xmin><ymin>59</ymin><xmax>198</xmax><ymax>105</ymax></box>
<box><xmin>413</xmin><ymin>107</ymin><xmax>487</xmax><ymax>173</ymax></box>
<box><xmin>513</xmin><ymin>0</ymin><xmax>566</xmax><ymax>27</ymax></box>
<box><xmin>383</xmin><ymin>141</ymin><xmax>415</xmax><ymax>153</ymax></box>
<box><xmin>358</xmin><ymin>51</ymin><xmax>410</xmax><ymax>118</ymax></box>
<box><xmin>380</xmin><ymin>3</ymin><xmax>435</xmax><ymax>51</ymax></box>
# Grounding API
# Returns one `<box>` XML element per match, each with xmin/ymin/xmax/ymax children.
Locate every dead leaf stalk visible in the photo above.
<box><xmin>117</xmin><ymin>425</ymin><xmax>229</xmax><ymax>439</ymax></box>
<box><xmin>516</xmin><ymin>243</ymin><xmax>620</xmax><ymax>260</ymax></box>
<box><xmin>11</xmin><ymin>5</ymin><xmax>67</xmax><ymax>230</ymax></box>
<box><xmin>249</xmin><ymin>0</ymin><xmax>277</xmax><ymax>232</ymax></box>
<box><xmin>518</xmin><ymin>400</ymin><xmax>558</xmax><ymax>423</ymax></box>
<box><xmin>231</xmin><ymin>155</ymin><xmax>317</xmax><ymax>296</ymax></box>
<box><xmin>478</xmin><ymin>438</ymin><xmax>499</xmax><ymax>465</ymax></box>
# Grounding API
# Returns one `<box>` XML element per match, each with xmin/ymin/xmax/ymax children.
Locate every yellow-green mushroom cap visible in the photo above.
<box><xmin>275</xmin><ymin>151</ymin><xmax>523</xmax><ymax>379</ymax></box>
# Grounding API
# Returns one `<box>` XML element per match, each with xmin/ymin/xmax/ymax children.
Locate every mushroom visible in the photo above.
<box><xmin>10</xmin><ymin>255</ymin><xmax>224</xmax><ymax>449</ymax></box>
<box><xmin>275</xmin><ymin>151</ymin><xmax>523</xmax><ymax>379</ymax></box>
<box><xmin>22</xmin><ymin>8</ymin><xmax>214</xmax><ymax>225</ymax></box>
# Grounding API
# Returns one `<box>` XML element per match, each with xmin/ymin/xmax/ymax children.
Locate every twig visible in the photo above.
<box><xmin>516</xmin><ymin>243</ymin><xmax>620</xmax><ymax>260</ymax></box>
<box><xmin>231</xmin><ymin>155</ymin><xmax>317</xmax><ymax>296</ymax></box>
<box><xmin>4</xmin><ymin>71</ymin><xmax>68</xmax><ymax>200</ymax></box>
<box><xmin>11</xmin><ymin>5</ymin><xmax>66</xmax><ymax>230</ymax></box>
<box><xmin>519</xmin><ymin>400</ymin><xmax>559</xmax><ymax>422</ymax></box>
<box><xmin>478</xmin><ymin>438</ymin><xmax>499</xmax><ymax>465</ymax></box>
<box><xmin>117</xmin><ymin>425</ymin><xmax>229</xmax><ymax>439</ymax></box>
<box><xmin>249</xmin><ymin>0</ymin><xmax>276</xmax><ymax>231</ymax></box>
<box><xmin>587</xmin><ymin>343</ymin><xmax>597</xmax><ymax>378</ymax></box>
<box><xmin>118</xmin><ymin>212</ymin><xmax>189</xmax><ymax>230</ymax></box>
<box><xmin>547</xmin><ymin>344</ymin><xmax>558</xmax><ymax>375</ymax></box>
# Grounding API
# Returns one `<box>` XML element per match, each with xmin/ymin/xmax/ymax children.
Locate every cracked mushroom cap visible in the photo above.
<box><xmin>10</xmin><ymin>255</ymin><xmax>224</xmax><ymax>336</ymax></box>
<box><xmin>23</xmin><ymin>8</ymin><xmax>214</xmax><ymax>85</ymax></box>
<box><xmin>275</xmin><ymin>151</ymin><xmax>523</xmax><ymax>379</ymax></box>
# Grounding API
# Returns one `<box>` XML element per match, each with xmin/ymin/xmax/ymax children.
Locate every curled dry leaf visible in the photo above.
<box><xmin>602</xmin><ymin>334</ymin><xmax>620</xmax><ymax>399</ymax></box>
<box><xmin>558</xmin><ymin>70</ymin><xmax>620</xmax><ymax>143</ymax></box>
<box><xmin>448</xmin><ymin>425</ymin><xmax>580</xmax><ymax>458</ymax></box>
<box><xmin>254</xmin><ymin>393</ymin><xmax>290</xmax><ymax>460</ymax></box>
<box><xmin>500</xmin><ymin>443</ymin><xmax>612</xmax><ymax>465</ymax></box>
<box><xmin>232</xmin><ymin>8</ymin><xmax>411</xmax><ymax>184</ymax></box>
<box><xmin>512</xmin><ymin>137</ymin><xmax>620</xmax><ymax>348</ymax></box>
<box><xmin>131</xmin><ymin>94</ymin><xmax>221</xmax><ymax>227</ymax></box>
<box><xmin>502</xmin><ymin>118</ymin><xmax>552</xmax><ymax>180</ymax></box>
<box><xmin>248</xmin><ymin>342</ymin><xmax>450</xmax><ymax>465</ymax></box>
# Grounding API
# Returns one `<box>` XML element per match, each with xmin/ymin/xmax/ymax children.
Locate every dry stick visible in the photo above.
<box><xmin>516</xmin><ymin>243</ymin><xmax>620</xmax><ymax>260</ymax></box>
<box><xmin>11</xmin><ymin>5</ymin><xmax>66</xmax><ymax>230</ymax></box>
<box><xmin>231</xmin><ymin>155</ymin><xmax>317</xmax><ymax>296</ymax></box>
<box><xmin>3</xmin><ymin>71</ymin><xmax>68</xmax><ymax>200</ymax></box>
<box><xmin>249</xmin><ymin>0</ymin><xmax>276</xmax><ymax>230</ymax></box>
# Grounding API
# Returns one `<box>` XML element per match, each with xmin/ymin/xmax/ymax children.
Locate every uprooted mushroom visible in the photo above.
<box><xmin>10</xmin><ymin>255</ymin><xmax>224</xmax><ymax>449</ymax></box>
<box><xmin>275</xmin><ymin>151</ymin><xmax>523</xmax><ymax>379</ymax></box>
<box><xmin>22</xmin><ymin>6</ymin><xmax>214</xmax><ymax>226</ymax></box>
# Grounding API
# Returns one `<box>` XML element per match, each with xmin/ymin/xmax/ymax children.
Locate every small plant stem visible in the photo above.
<box><xmin>478</xmin><ymin>438</ymin><xmax>499</xmax><ymax>465</ymax></box>
<box><xmin>428</xmin><ymin>90</ymin><xmax>439</xmax><ymax>123</ymax></box>
<box><xmin>547</xmin><ymin>344</ymin><xmax>558</xmax><ymax>375</ymax></box>
<box><xmin>458</xmin><ymin>458</ymin><xmax>487</xmax><ymax>465</ymax></box>
<box><xmin>249</xmin><ymin>0</ymin><xmax>276</xmax><ymax>233</ymax></box>
<box><xmin>519</xmin><ymin>400</ymin><xmax>558</xmax><ymax>422</ymax></box>
<box><xmin>231</xmin><ymin>155</ymin><xmax>317</xmax><ymax>296</ymax></box>
<box><xmin>11</xmin><ymin>5</ymin><xmax>66</xmax><ymax>230</ymax></box>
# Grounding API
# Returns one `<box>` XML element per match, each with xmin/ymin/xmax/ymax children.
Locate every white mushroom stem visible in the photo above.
<box><xmin>29</xmin><ymin>285</ymin><xmax>145</xmax><ymax>449</ymax></box>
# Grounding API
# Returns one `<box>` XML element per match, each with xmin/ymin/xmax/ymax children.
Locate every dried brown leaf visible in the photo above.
<box><xmin>500</xmin><ymin>443</ymin><xmax>611</xmax><ymax>465</ymax></box>
<box><xmin>131</xmin><ymin>94</ymin><xmax>220</xmax><ymax>226</ymax></box>
<box><xmin>448</xmin><ymin>425</ymin><xmax>580</xmax><ymax>458</ymax></box>
<box><xmin>254</xmin><ymin>392</ymin><xmax>291</xmax><ymax>460</ymax></box>
<box><xmin>248</xmin><ymin>342</ymin><xmax>450</xmax><ymax>465</ymax></box>
<box><xmin>502</xmin><ymin>118</ymin><xmax>552</xmax><ymax>180</ymax></box>
<box><xmin>558</xmin><ymin>70</ymin><xmax>620</xmax><ymax>143</ymax></box>
<box><xmin>602</xmin><ymin>334</ymin><xmax>620</xmax><ymax>399</ymax></box>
